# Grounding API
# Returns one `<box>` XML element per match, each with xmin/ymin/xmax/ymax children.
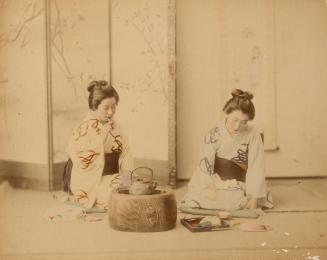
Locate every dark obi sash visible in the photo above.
<box><xmin>214</xmin><ymin>156</ymin><xmax>246</xmax><ymax>182</ymax></box>
<box><xmin>63</xmin><ymin>152</ymin><xmax>120</xmax><ymax>194</ymax></box>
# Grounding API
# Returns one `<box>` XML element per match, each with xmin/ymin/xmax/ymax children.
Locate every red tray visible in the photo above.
<box><xmin>180</xmin><ymin>217</ymin><xmax>231</xmax><ymax>232</ymax></box>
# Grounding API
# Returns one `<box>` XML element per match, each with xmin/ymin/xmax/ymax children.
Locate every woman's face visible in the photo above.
<box><xmin>225</xmin><ymin>110</ymin><xmax>249</xmax><ymax>136</ymax></box>
<box><xmin>94</xmin><ymin>97</ymin><xmax>117</xmax><ymax>122</ymax></box>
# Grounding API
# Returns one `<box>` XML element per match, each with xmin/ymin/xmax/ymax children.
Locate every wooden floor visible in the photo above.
<box><xmin>0</xmin><ymin>178</ymin><xmax>327</xmax><ymax>260</ymax></box>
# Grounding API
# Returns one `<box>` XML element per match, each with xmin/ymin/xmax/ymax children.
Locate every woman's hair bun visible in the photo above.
<box><xmin>87</xmin><ymin>81</ymin><xmax>98</xmax><ymax>92</ymax></box>
<box><xmin>231</xmin><ymin>89</ymin><xmax>253</xmax><ymax>101</ymax></box>
<box><xmin>87</xmin><ymin>80</ymin><xmax>109</xmax><ymax>92</ymax></box>
<box><xmin>231</xmin><ymin>89</ymin><xmax>244</xmax><ymax>97</ymax></box>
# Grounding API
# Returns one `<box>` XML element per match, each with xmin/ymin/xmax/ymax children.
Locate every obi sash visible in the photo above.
<box><xmin>214</xmin><ymin>156</ymin><xmax>246</xmax><ymax>182</ymax></box>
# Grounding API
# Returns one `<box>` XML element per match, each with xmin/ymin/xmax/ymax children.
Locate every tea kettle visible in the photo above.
<box><xmin>129</xmin><ymin>166</ymin><xmax>157</xmax><ymax>195</ymax></box>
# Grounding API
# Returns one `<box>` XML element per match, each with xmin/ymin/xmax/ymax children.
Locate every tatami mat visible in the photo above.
<box><xmin>0</xmin><ymin>178</ymin><xmax>327</xmax><ymax>259</ymax></box>
<box><xmin>264</xmin><ymin>178</ymin><xmax>327</xmax><ymax>212</ymax></box>
<box><xmin>175</xmin><ymin>178</ymin><xmax>327</xmax><ymax>212</ymax></box>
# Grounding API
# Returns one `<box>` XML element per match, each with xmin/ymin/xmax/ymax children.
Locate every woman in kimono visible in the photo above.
<box><xmin>180</xmin><ymin>89</ymin><xmax>273</xmax><ymax>211</ymax></box>
<box><xmin>63</xmin><ymin>80</ymin><xmax>133</xmax><ymax>209</ymax></box>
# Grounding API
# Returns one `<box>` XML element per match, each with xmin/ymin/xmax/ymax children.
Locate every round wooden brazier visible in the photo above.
<box><xmin>108</xmin><ymin>188</ymin><xmax>177</xmax><ymax>232</ymax></box>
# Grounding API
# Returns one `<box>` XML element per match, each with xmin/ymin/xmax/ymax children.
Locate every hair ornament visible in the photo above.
<box><xmin>231</xmin><ymin>89</ymin><xmax>253</xmax><ymax>101</ymax></box>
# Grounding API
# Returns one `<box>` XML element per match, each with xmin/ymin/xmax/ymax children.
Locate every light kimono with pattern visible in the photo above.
<box><xmin>181</xmin><ymin>121</ymin><xmax>273</xmax><ymax>211</ymax></box>
<box><xmin>68</xmin><ymin>113</ymin><xmax>133</xmax><ymax>209</ymax></box>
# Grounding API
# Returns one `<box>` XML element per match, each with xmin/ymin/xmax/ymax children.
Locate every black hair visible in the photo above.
<box><xmin>222</xmin><ymin>89</ymin><xmax>255</xmax><ymax>120</ymax></box>
<box><xmin>87</xmin><ymin>80</ymin><xmax>119</xmax><ymax>110</ymax></box>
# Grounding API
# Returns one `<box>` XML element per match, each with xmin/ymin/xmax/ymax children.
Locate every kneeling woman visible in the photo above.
<box><xmin>181</xmin><ymin>89</ymin><xmax>273</xmax><ymax>211</ymax></box>
<box><xmin>63</xmin><ymin>80</ymin><xmax>133</xmax><ymax>209</ymax></box>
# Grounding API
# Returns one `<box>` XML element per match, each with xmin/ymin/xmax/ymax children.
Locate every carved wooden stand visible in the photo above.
<box><xmin>108</xmin><ymin>188</ymin><xmax>177</xmax><ymax>232</ymax></box>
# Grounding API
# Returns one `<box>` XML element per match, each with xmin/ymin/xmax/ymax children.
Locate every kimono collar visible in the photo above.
<box><xmin>85</xmin><ymin>112</ymin><xmax>115</xmax><ymax>129</ymax></box>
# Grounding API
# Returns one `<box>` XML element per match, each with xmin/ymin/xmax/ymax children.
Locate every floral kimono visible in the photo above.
<box><xmin>180</xmin><ymin>121</ymin><xmax>273</xmax><ymax>211</ymax></box>
<box><xmin>67</xmin><ymin>113</ymin><xmax>133</xmax><ymax>209</ymax></box>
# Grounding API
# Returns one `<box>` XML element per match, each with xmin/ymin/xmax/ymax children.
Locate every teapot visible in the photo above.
<box><xmin>129</xmin><ymin>166</ymin><xmax>157</xmax><ymax>195</ymax></box>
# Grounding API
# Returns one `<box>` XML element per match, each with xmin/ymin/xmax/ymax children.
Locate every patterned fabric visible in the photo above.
<box><xmin>67</xmin><ymin>113</ymin><xmax>133</xmax><ymax>209</ymax></box>
<box><xmin>63</xmin><ymin>152</ymin><xmax>120</xmax><ymax>195</ymax></box>
<box><xmin>180</xmin><ymin>120</ymin><xmax>273</xmax><ymax>211</ymax></box>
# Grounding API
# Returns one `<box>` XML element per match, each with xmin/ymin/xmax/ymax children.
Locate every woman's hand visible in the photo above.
<box><xmin>246</xmin><ymin>198</ymin><xmax>258</xmax><ymax>209</ymax></box>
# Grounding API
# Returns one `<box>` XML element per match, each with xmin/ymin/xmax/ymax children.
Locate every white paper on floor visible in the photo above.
<box><xmin>43</xmin><ymin>205</ymin><xmax>86</xmax><ymax>221</ymax></box>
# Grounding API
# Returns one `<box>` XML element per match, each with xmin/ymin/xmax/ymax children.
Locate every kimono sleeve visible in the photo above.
<box><xmin>245</xmin><ymin>129</ymin><xmax>267</xmax><ymax>198</ymax></box>
<box><xmin>68</xmin><ymin>119</ymin><xmax>104</xmax><ymax>172</ymax></box>
<box><xmin>188</xmin><ymin>127</ymin><xmax>221</xmax><ymax>190</ymax></box>
<box><xmin>116</xmin><ymin>123</ymin><xmax>134</xmax><ymax>172</ymax></box>
<box><xmin>111</xmin><ymin>121</ymin><xmax>134</xmax><ymax>173</ymax></box>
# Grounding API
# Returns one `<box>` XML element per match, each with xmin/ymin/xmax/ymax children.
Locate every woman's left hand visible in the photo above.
<box><xmin>246</xmin><ymin>198</ymin><xmax>258</xmax><ymax>209</ymax></box>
